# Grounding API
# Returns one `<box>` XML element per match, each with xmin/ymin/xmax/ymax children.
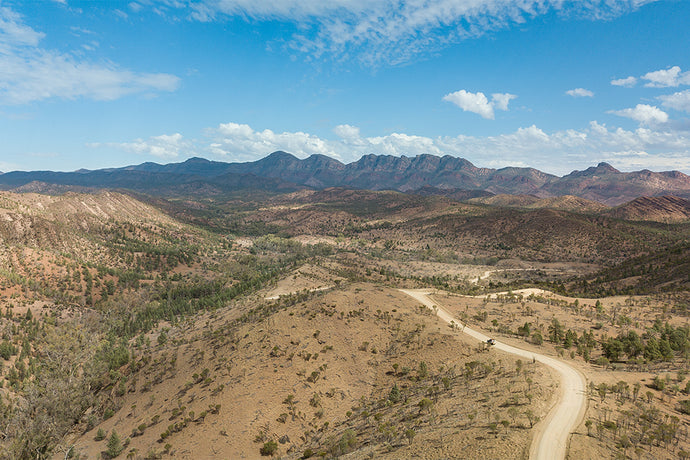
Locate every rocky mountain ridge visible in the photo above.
<box><xmin>1</xmin><ymin>152</ymin><xmax>690</xmax><ymax>205</ymax></box>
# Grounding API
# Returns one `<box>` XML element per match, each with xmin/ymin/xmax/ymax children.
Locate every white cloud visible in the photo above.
<box><xmin>89</xmin><ymin>133</ymin><xmax>191</xmax><ymax>159</ymax></box>
<box><xmin>443</xmin><ymin>90</ymin><xmax>516</xmax><ymax>119</ymax></box>
<box><xmin>566</xmin><ymin>88</ymin><xmax>594</xmax><ymax>98</ymax></box>
<box><xmin>443</xmin><ymin>90</ymin><xmax>493</xmax><ymax>119</ymax></box>
<box><xmin>333</xmin><ymin>124</ymin><xmax>361</xmax><ymax>140</ymax></box>
<box><xmin>160</xmin><ymin>0</ymin><xmax>658</xmax><ymax>66</ymax></box>
<box><xmin>609</xmin><ymin>104</ymin><xmax>668</xmax><ymax>125</ymax></box>
<box><xmin>641</xmin><ymin>66</ymin><xmax>690</xmax><ymax>88</ymax></box>
<box><xmin>611</xmin><ymin>76</ymin><xmax>637</xmax><ymax>87</ymax></box>
<box><xmin>0</xmin><ymin>7</ymin><xmax>44</xmax><ymax>48</ymax></box>
<box><xmin>198</xmin><ymin>119</ymin><xmax>690</xmax><ymax>175</ymax></box>
<box><xmin>490</xmin><ymin>92</ymin><xmax>517</xmax><ymax>111</ymax></box>
<box><xmin>207</xmin><ymin>122</ymin><xmax>337</xmax><ymax>161</ymax></box>
<box><xmin>0</xmin><ymin>6</ymin><xmax>180</xmax><ymax>105</ymax></box>
<box><xmin>658</xmin><ymin>89</ymin><xmax>690</xmax><ymax>113</ymax></box>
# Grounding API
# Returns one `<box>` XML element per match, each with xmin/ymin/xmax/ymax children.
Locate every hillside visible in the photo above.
<box><xmin>0</xmin><ymin>191</ymin><xmax>186</xmax><ymax>265</ymax></box>
<box><xmin>570</xmin><ymin>242</ymin><xmax>690</xmax><ymax>296</ymax></box>
<box><xmin>64</xmin><ymin>282</ymin><xmax>554</xmax><ymax>459</ymax></box>
<box><xmin>1</xmin><ymin>186</ymin><xmax>690</xmax><ymax>460</ymax></box>
<box><xmin>468</xmin><ymin>194</ymin><xmax>541</xmax><ymax>208</ymax></box>
<box><xmin>606</xmin><ymin>195</ymin><xmax>690</xmax><ymax>223</ymax></box>
<box><xmin>469</xmin><ymin>195</ymin><xmax>609</xmax><ymax>214</ymax></box>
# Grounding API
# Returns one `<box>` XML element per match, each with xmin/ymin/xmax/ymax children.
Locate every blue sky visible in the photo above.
<box><xmin>0</xmin><ymin>0</ymin><xmax>689</xmax><ymax>175</ymax></box>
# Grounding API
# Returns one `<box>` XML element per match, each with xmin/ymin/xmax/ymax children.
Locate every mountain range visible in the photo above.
<box><xmin>2</xmin><ymin>151</ymin><xmax>690</xmax><ymax>205</ymax></box>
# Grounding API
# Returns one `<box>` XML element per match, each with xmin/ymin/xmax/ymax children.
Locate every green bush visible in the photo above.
<box><xmin>260</xmin><ymin>441</ymin><xmax>278</xmax><ymax>456</ymax></box>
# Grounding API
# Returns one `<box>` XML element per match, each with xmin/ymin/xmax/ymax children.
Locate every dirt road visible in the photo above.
<box><xmin>400</xmin><ymin>289</ymin><xmax>587</xmax><ymax>460</ymax></box>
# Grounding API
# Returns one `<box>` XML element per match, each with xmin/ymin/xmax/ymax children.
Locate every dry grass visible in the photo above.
<box><xmin>64</xmin><ymin>283</ymin><xmax>554</xmax><ymax>460</ymax></box>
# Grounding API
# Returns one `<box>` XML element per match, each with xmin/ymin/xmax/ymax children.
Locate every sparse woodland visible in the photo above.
<box><xmin>0</xmin><ymin>189</ymin><xmax>689</xmax><ymax>459</ymax></box>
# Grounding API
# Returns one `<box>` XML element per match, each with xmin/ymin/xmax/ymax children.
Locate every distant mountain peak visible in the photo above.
<box><xmin>595</xmin><ymin>162</ymin><xmax>619</xmax><ymax>173</ymax></box>
<box><xmin>183</xmin><ymin>157</ymin><xmax>212</xmax><ymax>164</ymax></box>
<box><xmin>265</xmin><ymin>151</ymin><xmax>299</xmax><ymax>161</ymax></box>
<box><xmin>565</xmin><ymin>162</ymin><xmax>620</xmax><ymax>178</ymax></box>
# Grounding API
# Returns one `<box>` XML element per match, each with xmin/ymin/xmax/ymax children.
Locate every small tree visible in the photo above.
<box><xmin>508</xmin><ymin>407</ymin><xmax>519</xmax><ymax>425</ymax></box>
<box><xmin>388</xmin><ymin>384</ymin><xmax>401</xmax><ymax>404</ymax></box>
<box><xmin>404</xmin><ymin>428</ymin><xmax>416</xmax><ymax>445</ymax></box>
<box><xmin>106</xmin><ymin>430</ymin><xmax>124</xmax><ymax>458</ymax></box>
<box><xmin>531</xmin><ymin>331</ymin><xmax>543</xmax><ymax>345</ymax></box>
<box><xmin>418</xmin><ymin>361</ymin><xmax>428</xmax><ymax>379</ymax></box>
<box><xmin>525</xmin><ymin>410</ymin><xmax>539</xmax><ymax>428</ymax></box>
<box><xmin>335</xmin><ymin>429</ymin><xmax>358</xmax><ymax>455</ymax></box>
<box><xmin>95</xmin><ymin>428</ymin><xmax>107</xmax><ymax>441</ymax></box>
<box><xmin>418</xmin><ymin>398</ymin><xmax>433</xmax><ymax>413</ymax></box>
<box><xmin>500</xmin><ymin>420</ymin><xmax>510</xmax><ymax>433</ymax></box>
<box><xmin>515</xmin><ymin>359</ymin><xmax>523</xmax><ymax>376</ymax></box>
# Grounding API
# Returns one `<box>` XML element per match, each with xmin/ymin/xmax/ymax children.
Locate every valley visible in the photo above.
<box><xmin>0</xmin><ymin>155</ymin><xmax>689</xmax><ymax>459</ymax></box>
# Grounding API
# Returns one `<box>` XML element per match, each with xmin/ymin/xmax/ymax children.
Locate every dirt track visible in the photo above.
<box><xmin>400</xmin><ymin>289</ymin><xmax>587</xmax><ymax>460</ymax></box>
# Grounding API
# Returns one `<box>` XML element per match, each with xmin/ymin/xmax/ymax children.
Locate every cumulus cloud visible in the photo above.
<box><xmin>611</xmin><ymin>76</ymin><xmax>637</xmax><ymax>87</ymax></box>
<box><xmin>207</xmin><ymin>122</ymin><xmax>336</xmax><ymax>161</ymax></box>
<box><xmin>443</xmin><ymin>90</ymin><xmax>516</xmax><ymax>119</ymax></box>
<box><xmin>641</xmin><ymin>66</ymin><xmax>690</xmax><ymax>88</ymax></box>
<box><xmin>0</xmin><ymin>6</ymin><xmax>180</xmax><ymax>105</ymax></box>
<box><xmin>198</xmin><ymin>119</ymin><xmax>690</xmax><ymax>175</ymax></box>
<box><xmin>609</xmin><ymin>104</ymin><xmax>668</xmax><ymax>125</ymax></box>
<box><xmin>443</xmin><ymin>90</ymin><xmax>493</xmax><ymax>119</ymax></box>
<box><xmin>566</xmin><ymin>88</ymin><xmax>594</xmax><ymax>97</ymax></box>
<box><xmin>490</xmin><ymin>93</ymin><xmax>517</xmax><ymax>111</ymax></box>
<box><xmin>157</xmin><ymin>0</ymin><xmax>658</xmax><ymax>66</ymax></box>
<box><xmin>89</xmin><ymin>133</ymin><xmax>191</xmax><ymax>159</ymax></box>
<box><xmin>333</xmin><ymin>124</ymin><xmax>361</xmax><ymax>140</ymax></box>
<box><xmin>658</xmin><ymin>89</ymin><xmax>690</xmax><ymax>113</ymax></box>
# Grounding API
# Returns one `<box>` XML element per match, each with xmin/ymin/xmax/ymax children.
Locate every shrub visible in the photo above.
<box><xmin>652</xmin><ymin>375</ymin><xmax>666</xmax><ymax>391</ymax></box>
<box><xmin>594</xmin><ymin>356</ymin><xmax>610</xmax><ymax>367</ymax></box>
<box><xmin>260</xmin><ymin>441</ymin><xmax>278</xmax><ymax>456</ymax></box>
<box><xmin>418</xmin><ymin>398</ymin><xmax>433</xmax><ymax>412</ymax></box>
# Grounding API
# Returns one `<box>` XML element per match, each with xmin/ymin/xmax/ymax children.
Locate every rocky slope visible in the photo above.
<box><xmin>606</xmin><ymin>195</ymin><xmax>690</xmax><ymax>222</ymax></box>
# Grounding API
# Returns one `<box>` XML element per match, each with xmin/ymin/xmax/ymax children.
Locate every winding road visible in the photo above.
<box><xmin>400</xmin><ymin>289</ymin><xmax>587</xmax><ymax>460</ymax></box>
